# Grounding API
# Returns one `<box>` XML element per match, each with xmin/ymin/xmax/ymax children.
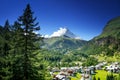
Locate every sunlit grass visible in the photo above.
<box><xmin>94</xmin><ymin>70</ymin><xmax>119</xmax><ymax>80</ymax></box>
<box><xmin>71</xmin><ymin>73</ymin><xmax>81</xmax><ymax>80</ymax></box>
<box><xmin>61</xmin><ymin>70</ymin><xmax>119</xmax><ymax>80</ymax></box>
<box><xmin>95</xmin><ymin>54</ymin><xmax>120</xmax><ymax>62</ymax></box>
<box><xmin>94</xmin><ymin>70</ymin><xmax>108</xmax><ymax>80</ymax></box>
<box><xmin>71</xmin><ymin>77</ymin><xmax>79</xmax><ymax>80</ymax></box>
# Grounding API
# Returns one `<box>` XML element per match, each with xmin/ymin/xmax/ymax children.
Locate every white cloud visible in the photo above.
<box><xmin>42</xmin><ymin>27</ymin><xmax>81</xmax><ymax>39</ymax></box>
<box><xmin>42</xmin><ymin>27</ymin><xmax>67</xmax><ymax>38</ymax></box>
<box><xmin>50</xmin><ymin>27</ymin><xmax>67</xmax><ymax>37</ymax></box>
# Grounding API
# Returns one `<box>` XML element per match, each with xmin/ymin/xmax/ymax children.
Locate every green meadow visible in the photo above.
<box><xmin>70</xmin><ymin>70</ymin><xmax>119</xmax><ymax>80</ymax></box>
<box><xmin>95</xmin><ymin>70</ymin><xmax>119</xmax><ymax>79</ymax></box>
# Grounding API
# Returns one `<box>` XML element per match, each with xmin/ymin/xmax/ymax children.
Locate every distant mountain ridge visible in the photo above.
<box><xmin>42</xmin><ymin>16</ymin><xmax>120</xmax><ymax>55</ymax></box>
<box><xmin>94</xmin><ymin>16</ymin><xmax>120</xmax><ymax>39</ymax></box>
<box><xmin>80</xmin><ymin>16</ymin><xmax>120</xmax><ymax>55</ymax></box>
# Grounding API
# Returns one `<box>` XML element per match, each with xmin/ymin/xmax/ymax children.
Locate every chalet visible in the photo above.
<box><xmin>81</xmin><ymin>74</ymin><xmax>92</xmax><ymax>80</ymax></box>
<box><xmin>95</xmin><ymin>64</ymin><xmax>102</xmax><ymax>70</ymax></box>
<box><xmin>80</xmin><ymin>68</ymin><xmax>92</xmax><ymax>80</ymax></box>
<box><xmin>52</xmin><ymin>67</ymin><xmax>60</xmax><ymax>72</ymax></box>
<box><xmin>105</xmin><ymin>62</ymin><xmax>120</xmax><ymax>73</ymax></box>
<box><xmin>88</xmin><ymin>66</ymin><xmax>95</xmax><ymax>74</ymax></box>
<box><xmin>95</xmin><ymin>62</ymin><xmax>107</xmax><ymax>70</ymax></box>
<box><xmin>55</xmin><ymin>72</ymin><xmax>70</xmax><ymax>80</ymax></box>
<box><xmin>60</xmin><ymin>66</ymin><xmax>80</xmax><ymax>75</ymax></box>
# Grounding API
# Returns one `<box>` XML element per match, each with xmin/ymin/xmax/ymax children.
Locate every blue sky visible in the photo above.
<box><xmin>0</xmin><ymin>0</ymin><xmax>120</xmax><ymax>40</ymax></box>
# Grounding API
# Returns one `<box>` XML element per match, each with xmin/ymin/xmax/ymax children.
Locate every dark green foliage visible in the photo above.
<box><xmin>0</xmin><ymin>20</ymin><xmax>13</xmax><ymax>80</ymax></box>
<box><xmin>82</xmin><ymin>57</ymin><xmax>98</xmax><ymax>66</ymax></box>
<box><xmin>0</xmin><ymin>4</ymin><xmax>44</xmax><ymax>80</ymax></box>
<box><xmin>106</xmin><ymin>74</ymin><xmax>115</xmax><ymax>80</ymax></box>
<box><xmin>43</xmin><ymin>37</ymin><xmax>86</xmax><ymax>53</ymax></box>
<box><xmin>98</xmin><ymin>77</ymin><xmax>100</xmax><ymax>80</ymax></box>
<box><xmin>81</xmin><ymin>36</ymin><xmax>120</xmax><ymax>56</ymax></box>
<box><xmin>118</xmin><ymin>74</ymin><xmax>120</xmax><ymax>80</ymax></box>
<box><xmin>93</xmin><ymin>76</ymin><xmax>96</xmax><ymax>80</ymax></box>
<box><xmin>97</xmin><ymin>16</ymin><xmax>120</xmax><ymax>39</ymax></box>
<box><xmin>14</xmin><ymin>4</ymin><xmax>43</xmax><ymax>80</ymax></box>
<box><xmin>80</xmin><ymin>16</ymin><xmax>120</xmax><ymax>55</ymax></box>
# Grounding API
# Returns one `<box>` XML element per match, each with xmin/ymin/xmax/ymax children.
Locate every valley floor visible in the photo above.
<box><xmin>51</xmin><ymin>61</ymin><xmax>120</xmax><ymax>80</ymax></box>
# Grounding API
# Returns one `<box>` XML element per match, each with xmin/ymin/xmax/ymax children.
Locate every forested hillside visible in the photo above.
<box><xmin>80</xmin><ymin>16</ymin><xmax>120</xmax><ymax>56</ymax></box>
<box><xmin>43</xmin><ymin>37</ymin><xmax>86</xmax><ymax>53</ymax></box>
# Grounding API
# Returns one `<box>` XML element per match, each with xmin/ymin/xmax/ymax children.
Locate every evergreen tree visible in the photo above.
<box><xmin>16</xmin><ymin>4</ymin><xmax>43</xmax><ymax>80</ymax></box>
<box><xmin>0</xmin><ymin>4</ymin><xmax>44</xmax><ymax>80</ymax></box>
<box><xmin>0</xmin><ymin>20</ymin><xmax>12</xmax><ymax>80</ymax></box>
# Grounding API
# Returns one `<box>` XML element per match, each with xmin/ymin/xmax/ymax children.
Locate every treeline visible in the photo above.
<box><xmin>0</xmin><ymin>4</ymin><xmax>45</xmax><ymax>80</ymax></box>
<box><xmin>38</xmin><ymin>50</ymin><xmax>89</xmax><ymax>67</ymax></box>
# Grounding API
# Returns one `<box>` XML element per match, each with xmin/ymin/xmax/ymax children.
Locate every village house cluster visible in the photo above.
<box><xmin>105</xmin><ymin>62</ymin><xmax>120</xmax><ymax>73</ymax></box>
<box><xmin>50</xmin><ymin>62</ymin><xmax>120</xmax><ymax>80</ymax></box>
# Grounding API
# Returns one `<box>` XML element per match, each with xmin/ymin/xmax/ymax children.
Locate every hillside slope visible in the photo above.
<box><xmin>43</xmin><ymin>37</ymin><xmax>86</xmax><ymax>53</ymax></box>
<box><xmin>81</xmin><ymin>16</ymin><xmax>120</xmax><ymax>55</ymax></box>
<box><xmin>95</xmin><ymin>16</ymin><xmax>120</xmax><ymax>39</ymax></box>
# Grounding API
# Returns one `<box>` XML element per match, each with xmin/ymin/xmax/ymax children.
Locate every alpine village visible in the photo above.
<box><xmin>0</xmin><ymin>4</ymin><xmax>120</xmax><ymax>80</ymax></box>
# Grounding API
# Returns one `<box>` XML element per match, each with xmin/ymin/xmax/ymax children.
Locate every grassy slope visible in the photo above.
<box><xmin>96</xmin><ymin>16</ymin><xmax>120</xmax><ymax>39</ymax></box>
<box><xmin>94</xmin><ymin>70</ymin><xmax>108</xmax><ymax>80</ymax></box>
<box><xmin>70</xmin><ymin>73</ymin><xmax>81</xmax><ymax>80</ymax></box>
<box><xmin>70</xmin><ymin>70</ymin><xmax>119</xmax><ymax>80</ymax></box>
<box><xmin>94</xmin><ymin>70</ymin><xmax>119</xmax><ymax>80</ymax></box>
<box><xmin>92</xmin><ymin>54</ymin><xmax>120</xmax><ymax>62</ymax></box>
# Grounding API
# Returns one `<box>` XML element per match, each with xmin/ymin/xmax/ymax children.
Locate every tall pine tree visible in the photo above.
<box><xmin>0</xmin><ymin>4</ymin><xmax>44</xmax><ymax>80</ymax></box>
<box><xmin>16</xmin><ymin>4</ymin><xmax>43</xmax><ymax>80</ymax></box>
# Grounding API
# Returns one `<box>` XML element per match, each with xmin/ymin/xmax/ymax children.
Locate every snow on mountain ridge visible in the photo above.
<box><xmin>51</xmin><ymin>28</ymin><xmax>67</xmax><ymax>37</ymax></box>
<box><xmin>43</xmin><ymin>27</ymin><xmax>80</xmax><ymax>39</ymax></box>
<box><xmin>62</xmin><ymin>28</ymin><xmax>80</xmax><ymax>39</ymax></box>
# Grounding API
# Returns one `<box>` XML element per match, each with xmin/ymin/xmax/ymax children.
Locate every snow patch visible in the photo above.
<box><xmin>43</xmin><ymin>27</ymin><xmax>80</xmax><ymax>39</ymax></box>
<box><xmin>51</xmin><ymin>27</ymin><xmax>67</xmax><ymax>37</ymax></box>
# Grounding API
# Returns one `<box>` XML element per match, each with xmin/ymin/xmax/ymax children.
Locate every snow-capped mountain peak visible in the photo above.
<box><xmin>50</xmin><ymin>27</ymin><xmax>67</xmax><ymax>37</ymax></box>
<box><xmin>43</xmin><ymin>27</ymin><xmax>80</xmax><ymax>39</ymax></box>
<box><xmin>60</xmin><ymin>28</ymin><xmax>80</xmax><ymax>39</ymax></box>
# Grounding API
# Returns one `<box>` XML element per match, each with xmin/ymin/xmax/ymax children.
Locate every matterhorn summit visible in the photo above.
<box><xmin>44</xmin><ymin>27</ymin><xmax>80</xmax><ymax>39</ymax></box>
